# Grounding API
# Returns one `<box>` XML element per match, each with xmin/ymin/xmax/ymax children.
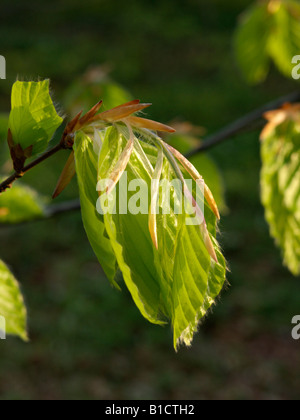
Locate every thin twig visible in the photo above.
<box><xmin>0</xmin><ymin>143</ymin><xmax>64</xmax><ymax>194</ymax></box>
<box><xmin>44</xmin><ymin>199</ymin><xmax>81</xmax><ymax>218</ymax></box>
<box><xmin>185</xmin><ymin>91</ymin><xmax>300</xmax><ymax>158</ymax></box>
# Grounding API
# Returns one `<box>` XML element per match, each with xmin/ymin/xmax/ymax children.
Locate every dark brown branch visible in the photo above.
<box><xmin>0</xmin><ymin>143</ymin><xmax>64</xmax><ymax>194</ymax></box>
<box><xmin>185</xmin><ymin>91</ymin><xmax>300</xmax><ymax>158</ymax></box>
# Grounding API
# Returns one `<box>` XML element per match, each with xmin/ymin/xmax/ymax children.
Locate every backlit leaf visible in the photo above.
<box><xmin>98</xmin><ymin>127</ymin><xmax>166</xmax><ymax>325</ymax></box>
<box><xmin>74</xmin><ymin>130</ymin><xmax>118</xmax><ymax>286</ymax></box>
<box><xmin>8</xmin><ymin>80</ymin><xmax>63</xmax><ymax>156</ymax></box>
<box><xmin>261</xmin><ymin>106</ymin><xmax>300</xmax><ymax>275</ymax></box>
<box><xmin>234</xmin><ymin>0</ymin><xmax>300</xmax><ymax>84</ymax></box>
<box><xmin>268</xmin><ymin>0</ymin><xmax>300</xmax><ymax>78</ymax></box>
<box><xmin>0</xmin><ymin>260</ymin><xmax>27</xmax><ymax>340</ymax></box>
<box><xmin>95</xmin><ymin>126</ymin><xmax>226</xmax><ymax>349</ymax></box>
<box><xmin>152</xmin><ymin>142</ymin><xmax>226</xmax><ymax>348</ymax></box>
<box><xmin>234</xmin><ymin>2</ymin><xmax>271</xmax><ymax>84</ymax></box>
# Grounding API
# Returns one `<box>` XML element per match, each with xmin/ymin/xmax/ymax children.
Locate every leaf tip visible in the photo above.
<box><xmin>52</xmin><ymin>151</ymin><xmax>76</xmax><ymax>199</ymax></box>
<box><xmin>149</xmin><ymin>213</ymin><xmax>159</xmax><ymax>250</ymax></box>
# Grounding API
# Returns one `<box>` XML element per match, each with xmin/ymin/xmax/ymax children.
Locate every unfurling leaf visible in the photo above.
<box><xmin>103</xmin><ymin>125</ymin><xmax>134</xmax><ymax>196</ymax></box>
<box><xmin>91</xmin><ymin>103</ymin><xmax>152</xmax><ymax>123</ymax></box>
<box><xmin>8</xmin><ymin>80</ymin><xmax>63</xmax><ymax>159</ymax></box>
<box><xmin>74</xmin><ymin>117</ymin><xmax>226</xmax><ymax>349</ymax></box>
<box><xmin>76</xmin><ymin>100</ymin><xmax>103</xmax><ymax>128</ymax></box>
<box><xmin>74</xmin><ymin>131</ymin><xmax>118</xmax><ymax>286</ymax></box>
<box><xmin>126</xmin><ymin>116</ymin><xmax>176</xmax><ymax>133</ymax></box>
<box><xmin>0</xmin><ymin>260</ymin><xmax>27</xmax><ymax>340</ymax></box>
<box><xmin>261</xmin><ymin>103</ymin><xmax>300</xmax><ymax>275</ymax></box>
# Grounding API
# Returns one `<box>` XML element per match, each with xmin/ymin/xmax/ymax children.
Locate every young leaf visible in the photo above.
<box><xmin>268</xmin><ymin>0</ymin><xmax>300</xmax><ymax>78</ymax></box>
<box><xmin>150</xmin><ymin>142</ymin><xmax>226</xmax><ymax>348</ymax></box>
<box><xmin>91</xmin><ymin>103</ymin><xmax>151</xmax><ymax>123</ymax></box>
<box><xmin>74</xmin><ymin>131</ymin><xmax>118</xmax><ymax>286</ymax></box>
<box><xmin>8</xmin><ymin>80</ymin><xmax>63</xmax><ymax>157</ymax></box>
<box><xmin>234</xmin><ymin>0</ymin><xmax>300</xmax><ymax>84</ymax></box>
<box><xmin>0</xmin><ymin>260</ymin><xmax>27</xmax><ymax>340</ymax></box>
<box><xmin>172</xmin><ymin>225</ymin><xmax>226</xmax><ymax>348</ymax></box>
<box><xmin>105</xmin><ymin>126</ymin><xmax>134</xmax><ymax>196</ymax></box>
<box><xmin>126</xmin><ymin>116</ymin><xmax>176</xmax><ymax>133</ymax></box>
<box><xmin>234</xmin><ymin>2</ymin><xmax>271</xmax><ymax>84</ymax></box>
<box><xmin>98</xmin><ymin>127</ymin><xmax>167</xmax><ymax>325</ymax></box>
<box><xmin>97</xmin><ymin>126</ymin><xmax>226</xmax><ymax>348</ymax></box>
<box><xmin>261</xmin><ymin>105</ymin><xmax>300</xmax><ymax>275</ymax></box>
<box><xmin>0</xmin><ymin>183</ymin><xmax>45</xmax><ymax>224</ymax></box>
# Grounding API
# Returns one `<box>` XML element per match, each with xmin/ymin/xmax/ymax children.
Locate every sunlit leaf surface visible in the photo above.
<box><xmin>0</xmin><ymin>260</ymin><xmax>27</xmax><ymax>340</ymax></box>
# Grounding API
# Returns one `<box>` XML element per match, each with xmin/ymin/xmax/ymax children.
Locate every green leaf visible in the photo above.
<box><xmin>234</xmin><ymin>2</ymin><xmax>271</xmax><ymax>84</ymax></box>
<box><xmin>268</xmin><ymin>0</ymin><xmax>300</xmax><ymax>78</ymax></box>
<box><xmin>0</xmin><ymin>260</ymin><xmax>27</xmax><ymax>340</ymax></box>
<box><xmin>172</xmin><ymin>227</ymin><xmax>226</xmax><ymax>348</ymax></box>
<box><xmin>152</xmin><ymin>144</ymin><xmax>226</xmax><ymax>348</ymax></box>
<box><xmin>234</xmin><ymin>0</ymin><xmax>300</xmax><ymax>84</ymax></box>
<box><xmin>261</xmin><ymin>117</ymin><xmax>300</xmax><ymax>275</ymax></box>
<box><xmin>8</xmin><ymin>80</ymin><xmax>63</xmax><ymax>155</ymax></box>
<box><xmin>96</xmin><ymin>126</ymin><xmax>226</xmax><ymax>349</ymax></box>
<box><xmin>74</xmin><ymin>130</ymin><xmax>118</xmax><ymax>286</ymax></box>
<box><xmin>0</xmin><ymin>183</ymin><xmax>46</xmax><ymax>224</ymax></box>
<box><xmin>98</xmin><ymin>127</ymin><xmax>167</xmax><ymax>325</ymax></box>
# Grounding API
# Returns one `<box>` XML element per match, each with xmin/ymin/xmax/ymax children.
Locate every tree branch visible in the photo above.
<box><xmin>185</xmin><ymin>91</ymin><xmax>300</xmax><ymax>158</ymax></box>
<box><xmin>0</xmin><ymin>143</ymin><xmax>64</xmax><ymax>194</ymax></box>
<box><xmin>2</xmin><ymin>91</ymin><xmax>300</xmax><ymax>221</ymax></box>
<box><xmin>44</xmin><ymin>199</ymin><xmax>81</xmax><ymax>218</ymax></box>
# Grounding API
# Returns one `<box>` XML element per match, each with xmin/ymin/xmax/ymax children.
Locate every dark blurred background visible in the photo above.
<box><xmin>0</xmin><ymin>0</ymin><xmax>300</xmax><ymax>400</ymax></box>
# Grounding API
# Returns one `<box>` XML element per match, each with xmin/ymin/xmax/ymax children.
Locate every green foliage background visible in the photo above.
<box><xmin>0</xmin><ymin>0</ymin><xmax>300</xmax><ymax>400</ymax></box>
